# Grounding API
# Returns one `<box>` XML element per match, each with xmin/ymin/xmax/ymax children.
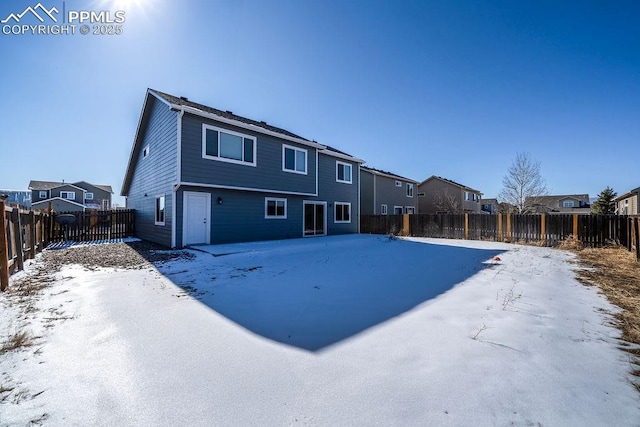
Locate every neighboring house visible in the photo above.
<box><xmin>480</xmin><ymin>198</ymin><xmax>499</xmax><ymax>214</ymax></box>
<box><xmin>360</xmin><ymin>166</ymin><xmax>419</xmax><ymax>215</ymax></box>
<box><xmin>121</xmin><ymin>89</ymin><xmax>363</xmax><ymax>248</ymax></box>
<box><xmin>417</xmin><ymin>176</ymin><xmax>482</xmax><ymax>214</ymax></box>
<box><xmin>614</xmin><ymin>187</ymin><xmax>639</xmax><ymax>215</ymax></box>
<box><xmin>29</xmin><ymin>180</ymin><xmax>113</xmax><ymax>212</ymax></box>
<box><xmin>0</xmin><ymin>190</ymin><xmax>31</xmax><ymax>208</ymax></box>
<box><xmin>525</xmin><ymin>194</ymin><xmax>590</xmax><ymax>214</ymax></box>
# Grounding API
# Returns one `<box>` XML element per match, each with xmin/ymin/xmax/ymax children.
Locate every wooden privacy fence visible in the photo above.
<box><xmin>1</xmin><ymin>195</ymin><xmax>135</xmax><ymax>291</ymax></box>
<box><xmin>361</xmin><ymin>213</ymin><xmax>640</xmax><ymax>259</ymax></box>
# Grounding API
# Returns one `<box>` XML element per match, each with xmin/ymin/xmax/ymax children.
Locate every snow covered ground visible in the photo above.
<box><xmin>1</xmin><ymin>234</ymin><xmax>638</xmax><ymax>426</ymax></box>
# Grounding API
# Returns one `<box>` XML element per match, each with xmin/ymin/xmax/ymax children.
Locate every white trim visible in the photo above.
<box><xmin>406</xmin><ymin>183</ymin><xmax>414</xmax><ymax>198</ymax></box>
<box><xmin>315</xmin><ymin>150</ymin><xmax>319</xmax><ymax>196</ymax></box>
<box><xmin>282</xmin><ymin>144</ymin><xmax>308</xmax><ymax>175</ymax></box>
<box><xmin>85</xmin><ymin>193</ymin><xmax>94</xmax><ymax>200</ymax></box>
<box><xmin>31</xmin><ymin>197</ymin><xmax>86</xmax><ymax>209</ymax></box>
<box><xmin>178</xmin><ymin>181</ymin><xmax>317</xmax><ymax>197</ymax></box>
<box><xmin>182</xmin><ymin>191</ymin><xmax>211</xmax><ymax>246</ymax></box>
<box><xmin>393</xmin><ymin>206</ymin><xmax>403</xmax><ymax>215</ymax></box>
<box><xmin>334</xmin><ymin>202</ymin><xmax>352</xmax><ymax>224</ymax></box>
<box><xmin>171</xmin><ymin>189</ymin><xmax>177</xmax><ymax>248</ymax></box>
<box><xmin>39</xmin><ymin>191</ymin><xmax>47</xmax><ymax>198</ymax></box>
<box><xmin>302</xmin><ymin>201</ymin><xmax>327</xmax><ymax>237</ymax></box>
<box><xmin>405</xmin><ymin>206</ymin><xmax>415</xmax><ymax>214</ymax></box>
<box><xmin>336</xmin><ymin>161</ymin><xmax>353</xmax><ymax>184</ymax></box>
<box><xmin>155</xmin><ymin>195</ymin><xmax>166</xmax><ymax>226</ymax></box>
<box><xmin>381</xmin><ymin>204</ymin><xmax>388</xmax><ymax>215</ymax></box>
<box><xmin>265</xmin><ymin>197</ymin><xmax>287</xmax><ymax>219</ymax></box>
<box><xmin>201</xmin><ymin>123</ymin><xmax>257</xmax><ymax>167</ymax></box>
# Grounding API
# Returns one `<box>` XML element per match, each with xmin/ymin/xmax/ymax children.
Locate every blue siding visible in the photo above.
<box><xmin>317</xmin><ymin>154</ymin><xmax>359</xmax><ymax>235</ymax></box>
<box><xmin>125</xmin><ymin>97</ymin><xmax>177</xmax><ymax>247</ymax></box>
<box><xmin>180</xmin><ymin>114</ymin><xmax>317</xmax><ymax>195</ymax></box>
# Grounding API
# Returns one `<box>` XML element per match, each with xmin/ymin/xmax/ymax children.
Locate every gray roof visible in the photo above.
<box><xmin>361</xmin><ymin>166</ymin><xmax>419</xmax><ymax>184</ymax></box>
<box><xmin>527</xmin><ymin>194</ymin><xmax>590</xmax><ymax>205</ymax></box>
<box><xmin>151</xmin><ymin>89</ymin><xmax>307</xmax><ymax>141</ymax></box>
<box><xmin>29</xmin><ymin>180</ymin><xmax>113</xmax><ymax>194</ymax></box>
<box><xmin>614</xmin><ymin>186</ymin><xmax>640</xmax><ymax>202</ymax></box>
<box><xmin>419</xmin><ymin>175</ymin><xmax>481</xmax><ymax>193</ymax></box>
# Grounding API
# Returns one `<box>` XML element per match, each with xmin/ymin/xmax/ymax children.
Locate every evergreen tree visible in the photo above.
<box><xmin>592</xmin><ymin>186</ymin><xmax>617</xmax><ymax>214</ymax></box>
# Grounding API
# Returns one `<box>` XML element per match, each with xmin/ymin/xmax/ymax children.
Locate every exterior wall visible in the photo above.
<box><xmin>180</xmin><ymin>114</ymin><xmax>317</xmax><ymax>195</ymax></box>
<box><xmin>32</xmin><ymin>198</ymin><xmax>84</xmax><ymax>212</ymax></box>
<box><xmin>125</xmin><ymin>97</ymin><xmax>178</xmax><ymax>247</ymax></box>
<box><xmin>374</xmin><ymin>174</ymin><xmax>417</xmax><ymax>214</ymax></box>
<box><xmin>317</xmin><ymin>154</ymin><xmax>359</xmax><ymax>235</ymax></box>
<box><xmin>360</xmin><ymin>170</ymin><xmax>375</xmax><ymax>215</ymax></box>
<box><xmin>617</xmin><ymin>194</ymin><xmax>638</xmax><ymax>215</ymax></box>
<box><xmin>418</xmin><ymin>179</ymin><xmax>480</xmax><ymax>213</ymax></box>
<box><xmin>49</xmin><ymin>184</ymin><xmax>85</xmax><ymax>205</ymax></box>
<box><xmin>76</xmin><ymin>182</ymin><xmax>112</xmax><ymax>209</ymax></box>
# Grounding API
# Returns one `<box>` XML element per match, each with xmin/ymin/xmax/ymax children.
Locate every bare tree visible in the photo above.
<box><xmin>499</xmin><ymin>152</ymin><xmax>548</xmax><ymax>213</ymax></box>
<box><xmin>433</xmin><ymin>190</ymin><xmax>462</xmax><ymax>214</ymax></box>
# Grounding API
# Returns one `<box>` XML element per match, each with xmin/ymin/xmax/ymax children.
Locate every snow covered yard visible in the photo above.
<box><xmin>1</xmin><ymin>235</ymin><xmax>638</xmax><ymax>426</ymax></box>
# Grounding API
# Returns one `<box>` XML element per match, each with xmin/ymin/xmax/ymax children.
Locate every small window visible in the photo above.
<box><xmin>202</xmin><ymin>124</ymin><xmax>256</xmax><ymax>166</ymax></box>
<box><xmin>562</xmin><ymin>200</ymin><xmax>575</xmax><ymax>208</ymax></box>
<box><xmin>405</xmin><ymin>207</ymin><xmax>415</xmax><ymax>214</ymax></box>
<box><xmin>417</xmin><ymin>192</ymin><xmax>426</xmax><ymax>197</ymax></box>
<box><xmin>143</xmin><ymin>146</ymin><xmax>150</xmax><ymax>158</ymax></box>
<box><xmin>464</xmin><ymin>191</ymin><xmax>470</xmax><ymax>201</ymax></box>
<box><xmin>60</xmin><ymin>191</ymin><xmax>75</xmax><ymax>200</ymax></box>
<box><xmin>335</xmin><ymin>202</ymin><xmax>351</xmax><ymax>223</ymax></box>
<box><xmin>265</xmin><ymin>198</ymin><xmax>287</xmax><ymax>219</ymax></box>
<box><xmin>406</xmin><ymin>183</ymin><xmax>414</xmax><ymax>198</ymax></box>
<box><xmin>85</xmin><ymin>193</ymin><xmax>94</xmax><ymax>200</ymax></box>
<box><xmin>381</xmin><ymin>204</ymin><xmax>388</xmax><ymax>215</ymax></box>
<box><xmin>39</xmin><ymin>191</ymin><xmax>47</xmax><ymax>198</ymax></box>
<box><xmin>155</xmin><ymin>196</ymin><xmax>165</xmax><ymax>225</ymax></box>
<box><xmin>336</xmin><ymin>161</ymin><xmax>352</xmax><ymax>184</ymax></box>
<box><xmin>282</xmin><ymin>145</ymin><xmax>307</xmax><ymax>174</ymax></box>
<box><xmin>394</xmin><ymin>206</ymin><xmax>403</xmax><ymax>215</ymax></box>
<box><xmin>395</xmin><ymin>181</ymin><xmax>402</xmax><ymax>187</ymax></box>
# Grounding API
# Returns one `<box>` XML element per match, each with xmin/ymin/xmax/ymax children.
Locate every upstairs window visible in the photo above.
<box><xmin>39</xmin><ymin>191</ymin><xmax>47</xmax><ymax>198</ymax></box>
<box><xmin>336</xmin><ymin>161</ymin><xmax>352</xmax><ymax>184</ymax></box>
<box><xmin>60</xmin><ymin>191</ymin><xmax>75</xmax><ymax>200</ymax></box>
<box><xmin>563</xmin><ymin>200</ymin><xmax>575</xmax><ymax>208</ymax></box>
<box><xmin>406</xmin><ymin>183</ymin><xmax>414</xmax><ymax>197</ymax></box>
<box><xmin>85</xmin><ymin>193</ymin><xmax>94</xmax><ymax>200</ymax></box>
<box><xmin>203</xmin><ymin>124</ymin><xmax>256</xmax><ymax>166</ymax></box>
<box><xmin>282</xmin><ymin>145</ymin><xmax>307</xmax><ymax>174</ymax></box>
<box><xmin>464</xmin><ymin>191</ymin><xmax>470</xmax><ymax>201</ymax></box>
<box><xmin>395</xmin><ymin>181</ymin><xmax>402</xmax><ymax>187</ymax></box>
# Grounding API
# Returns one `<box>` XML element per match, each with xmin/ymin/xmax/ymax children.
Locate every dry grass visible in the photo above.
<box><xmin>0</xmin><ymin>330</ymin><xmax>34</xmax><ymax>355</ymax></box>
<box><xmin>572</xmin><ymin>245</ymin><xmax>640</xmax><ymax>389</ymax></box>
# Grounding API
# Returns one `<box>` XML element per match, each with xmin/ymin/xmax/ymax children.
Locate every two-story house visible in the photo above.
<box><xmin>121</xmin><ymin>89</ymin><xmax>363</xmax><ymax>248</ymax></box>
<box><xmin>615</xmin><ymin>187</ymin><xmax>639</xmax><ymax>215</ymax></box>
<box><xmin>360</xmin><ymin>166</ymin><xmax>419</xmax><ymax>215</ymax></box>
<box><xmin>525</xmin><ymin>194</ymin><xmax>590</xmax><ymax>214</ymax></box>
<box><xmin>417</xmin><ymin>176</ymin><xmax>482</xmax><ymax>214</ymax></box>
<box><xmin>29</xmin><ymin>180</ymin><xmax>113</xmax><ymax>212</ymax></box>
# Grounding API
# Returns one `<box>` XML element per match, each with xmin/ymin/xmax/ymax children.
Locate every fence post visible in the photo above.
<box><xmin>0</xmin><ymin>195</ymin><xmax>9</xmax><ymax>291</ymax></box>
<box><xmin>506</xmin><ymin>214</ymin><xmax>512</xmax><ymax>242</ymax></box>
<box><xmin>573</xmin><ymin>214</ymin><xmax>579</xmax><ymax>239</ymax></box>
<box><xmin>635</xmin><ymin>217</ymin><xmax>640</xmax><ymax>261</ymax></box>
<box><xmin>464</xmin><ymin>213</ymin><xmax>469</xmax><ymax>240</ymax></box>
<box><xmin>28</xmin><ymin>211</ymin><xmax>36</xmax><ymax>259</ymax></box>
<box><xmin>496</xmin><ymin>213</ymin><xmax>502</xmax><ymax>242</ymax></box>
<box><xmin>402</xmin><ymin>214</ymin><xmax>410</xmax><ymax>236</ymax></box>
<box><xmin>541</xmin><ymin>213</ymin><xmax>546</xmax><ymax>246</ymax></box>
<box><xmin>11</xmin><ymin>208</ymin><xmax>24</xmax><ymax>272</ymax></box>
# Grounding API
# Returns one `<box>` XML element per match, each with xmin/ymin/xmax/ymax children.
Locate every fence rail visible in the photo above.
<box><xmin>361</xmin><ymin>213</ymin><xmax>640</xmax><ymax>260</ymax></box>
<box><xmin>1</xmin><ymin>195</ymin><xmax>135</xmax><ymax>291</ymax></box>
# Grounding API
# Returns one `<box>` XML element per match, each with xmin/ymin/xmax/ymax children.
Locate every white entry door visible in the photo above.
<box><xmin>183</xmin><ymin>191</ymin><xmax>211</xmax><ymax>245</ymax></box>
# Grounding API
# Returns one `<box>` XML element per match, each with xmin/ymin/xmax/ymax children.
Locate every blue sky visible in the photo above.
<box><xmin>1</xmin><ymin>0</ymin><xmax>638</xmax><ymax>206</ymax></box>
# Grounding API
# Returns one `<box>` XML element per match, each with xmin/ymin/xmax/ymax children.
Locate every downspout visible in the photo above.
<box><xmin>358</xmin><ymin>164</ymin><xmax>361</xmax><ymax>234</ymax></box>
<box><xmin>171</xmin><ymin>108</ymin><xmax>185</xmax><ymax>248</ymax></box>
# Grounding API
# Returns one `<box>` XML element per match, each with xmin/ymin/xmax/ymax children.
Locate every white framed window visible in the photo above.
<box><xmin>265</xmin><ymin>197</ymin><xmax>287</xmax><ymax>219</ymax></box>
<box><xmin>381</xmin><ymin>204</ymin><xmax>388</xmax><ymax>215</ymax></box>
<box><xmin>282</xmin><ymin>145</ymin><xmax>307</xmax><ymax>174</ymax></box>
<box><xmin>394</xmin><ymin>206</ymin><xmax>403</xmax><ymax>215</ymax></box>
<box><xmin>395</xmin><ymin>180</ymin><xmax>402</xmax><ymax>187</ymax></box>
<box><xmin>143</xmin><ymin>145</ymin><xmax>150</xmax><ymax>158</ymax></box>
<box><xmin>60</xmin><ymin>191</ymin><xmax>75</xmax><ymax>200</ymax></box>
<box><xmin>335</xmin><ymin>202</ymin><xmax>351</xmax><ymax>223</ymax></box>
<box><xmin>563</xmin><ymin>200</ymin><xmax>575</xmax><ymax>208</ymax></box>
<box><xmin>336</xmin><ymin>161</ymin><xmax>352</xmax><ymax>184</ymax></box>
<box><xmin>202</xmin><ymin>124</ymin><xmax>256</xmax><ymax>166</ymax></box>
<box><xmin>39</xmin><ymin>191</ymin><xmax>47</xmax><ymax>198</ymax></box>
<box><xmin>85</xmin><ymin>193</ymin><xmax>94</xmax><ymax>200</ymax></box>
<box><xmin>405</xmin><ymin>206</ymin><xmax>415</xmax><ymax>214</ymax></box>
<box><xmin>155</xmin><ymin>195</ymin><xmax>165</xmax><ymax>225</ymax></box>
<box><xmin>464</xmin><ymin>191</ymin><xmax>470</xmax><ymax>201</ymax></box>
<box><xmin>406</xmin><ymin>183</ymin><xmax>414</xmax><ymax>198</ymax></box>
